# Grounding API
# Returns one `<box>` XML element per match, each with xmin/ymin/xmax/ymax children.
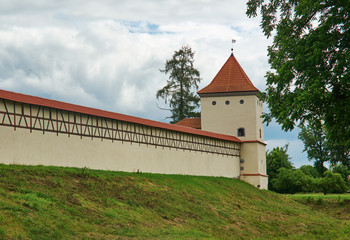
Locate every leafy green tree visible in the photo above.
<box><xmin>266</xmin><ymin>145</ymin><xmax>293</xmax><ymax>191</ymax></box>
<box><xmin>298</xmin><ymin>123</ymin><xmax>330</xmax><ymax>175</ymax></box>
<box><xmin>157</xmin><ymin>45</ymin><xmax>201</xmax><ymax>123</ymax></box>
<box><xmin>319</xmin><ymin>171</ymin><xmax>348</xmax><ymax>194</ymax></box>
<box><xmin>331</xmin><ymin>164</ymin><xmax>350</xmax><ymax>184</ymax></box>
<box><xmin>328</xmin><ymin>144</ymin><xmax>350</xmax><ymax>169</ymax></box>
<box><xmin>298</xmin><ymin>123</ymin><xmax>349</xmax><ymax>172</ymax></box>
<box><xmin>246</xmin><ymin>1</ymin><xmax>350</xmax><ymax>150</ymax></box>
<box><xmin>273</xmin><ymin>168</ymin><xmax>314</xmax><ymax>194</ymax></box>
<box><xmin>299</xmin><ymin>165</ymin><xmax>321</xmax><ymax>179</ymax></box>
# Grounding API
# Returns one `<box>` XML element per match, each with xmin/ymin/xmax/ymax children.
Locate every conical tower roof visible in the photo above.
<box><xmin>198</xmin><ymin>53</ymin><xmax>259</xmax><ymax>95</ymax></box>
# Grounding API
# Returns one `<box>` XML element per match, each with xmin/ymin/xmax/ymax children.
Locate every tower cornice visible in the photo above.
<box><xmin>198</xmin><ymin>90</ymin><xmax>259</xmax><ymax>98</ymax></box>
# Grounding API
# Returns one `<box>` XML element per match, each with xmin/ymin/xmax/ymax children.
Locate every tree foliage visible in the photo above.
<box><xmin>298</xmin><ymin>123</ymin><xmax>330</xmax><ymax>175</ymax></box>
<box><xmin>266</xmin><ymin>145</ymin><xmax>293</xmax><ymax>190</ymax></box>
<box><xmin>299</xmin><ymin>165</ymin><xmax>321</xmax><ymax>178</ymax></box>
<box><xmin>157</xmin><ymin>45</ymin><xmax>201</xmax><ymax>123</ymax></box>
<box><xmin>298</xmin><ymin>123</ymin><xmax>350</xmax><ymax>171</ymax></box>
<box><xmin>273</xmin><ymin>168</ymin><xmax>314</xmax><ymax>194</ymax></box>
<box><xmin>246</xmin><ymin>0</ymin><xmax>350</xmax><ymax>149</ymax></box>
<box><xmin>319</xmin><ymin>171</ymin><xmax>348</xmax><ymax>194</ymax></box>
<box><xmin>331</xmin><ymin>164</ymin><xmax>350</xmax><ymax>184</ymax></box>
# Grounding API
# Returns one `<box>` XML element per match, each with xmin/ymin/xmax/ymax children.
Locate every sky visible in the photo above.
<box><xmin>0</xmin><ymin>0</ymin><xmax>310</xmax><ymax>167</ymax></box>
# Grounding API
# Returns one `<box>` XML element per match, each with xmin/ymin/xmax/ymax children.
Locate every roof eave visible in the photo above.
<box><xmin>198</xmin><ymin>90</ymin><xmax>260</xmax><ymax>97</ymax></box>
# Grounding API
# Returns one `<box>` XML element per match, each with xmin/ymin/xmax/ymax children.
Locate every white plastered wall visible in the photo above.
<box><xmin>201</xmin><ymin>94</ymin><xmax>264</xmax><ymax>141</ymax></box>
<box><xmin>240</xmin><ymin>142</ymin><xmax>268</xmax><ymax>189</ymax></box>
<box><xmin>0</xmin><ymin>125</ymin><xmax>241</xmax><ymax>178</ymax></box>
<box><xmin>200</xmin><ymin>93</ymin><xmax>267</xmax><ymax>189</ymax></box>
<box><xmin>240</xmin><ymin>175</ymin><xmax>268</xmax><ymax>190</ymax></box>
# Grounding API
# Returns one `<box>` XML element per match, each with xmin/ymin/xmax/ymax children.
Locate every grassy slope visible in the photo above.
<box><xmin>289</xmin><ymin>193</ymin><xmax>350</xmax><ymax>221</ymax></box>
<box><xmin>0</xmin><ymin>164</ymin><xmax>349</xmax><ymax>239</ymax></box>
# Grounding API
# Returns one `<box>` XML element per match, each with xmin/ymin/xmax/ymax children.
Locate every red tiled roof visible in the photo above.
<box><xmin>174</xmin><ymin>118</ymin><xmax>201</xmax><ymax>129</ymax></box>
<box><xmin>198</xmin><ymin>54</ymin><xmax>259</xmax><ymax>94</ymax></box>
<box><xmin>0</xmin><ymin>89</ymin><xmax>241</xmax><ymax>143</ymax></box>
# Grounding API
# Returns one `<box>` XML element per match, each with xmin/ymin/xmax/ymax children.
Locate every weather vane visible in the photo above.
<box><xmin>231</xmin><ymin>39</ymin><xmax>236</xmax><ymax>54</ymax></box>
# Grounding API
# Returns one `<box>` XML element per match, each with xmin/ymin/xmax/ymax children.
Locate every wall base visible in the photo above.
<box><xmin>240</xmin><ymin>174</ymin><xmax>268</xmax><ymax>190</ymax></box>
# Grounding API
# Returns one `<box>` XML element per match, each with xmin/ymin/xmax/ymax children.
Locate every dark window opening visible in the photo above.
<box><xmin>237</xmin><ymin>128</ymin><xmax>245</xmax><ymax>137</ymax></box>
<box><xmin>240</xmin><ymin>99</ymin><xmax>244</xmax><ymax>104</ymax></box>
<box><xmin>225</xmin><ymin>100</ymin><xmax>230</xmax><ymax>105</ymax></box>
<box><xmin>259</xmin><ymin>129</ymin><xmax>262</xmax><ymax>138</ymax></box>
<box><xmin>212</xmin><ymin>101</ymin><xmax>216</xmax><ymax>105</ymax></box>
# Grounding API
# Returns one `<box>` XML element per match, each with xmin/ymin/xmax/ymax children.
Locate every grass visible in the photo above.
<box><xmin>0</xmin><ymin>164</ymin><xmax>349</xmax><ymax>239</ymax></box>
<box><xmin>288</xmin><ymin>193</ymin><xmax>350</xmax><ymax>200</ymax></box>
<box><xmin>288</xmin><ymin>193</ymin><xmax>350</xmax><ymax>222</ymax></box>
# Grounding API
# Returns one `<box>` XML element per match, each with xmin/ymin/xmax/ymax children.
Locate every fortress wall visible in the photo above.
<box><xmin>0</xmin><ymin>99</ymin><xmax>241</xmax><ymax>178</ymax></box>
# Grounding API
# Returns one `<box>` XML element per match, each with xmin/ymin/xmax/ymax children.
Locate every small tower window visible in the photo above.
<box><xmin>237</xmin><ymin>128</ymin><xmax>245</xmax><ymax>137</ymax></box>
<box><xmin>259</xmin><ymin>129</ymin><xmax>262</xmax><ymax>138</ymax></box>
<box><xmin>225</xmin><ymin>100</ymin><xmax>230</xmax><ymax>105</ymax></box>
<box><xmin>212</xmin><ymin>101</ymin><xmax>216</xmax><ymax>105</ymax></box>
<box><xmin>240</xmin><ymin>99</ymin><xmax>244</xmax><ymax>104</ymax></box>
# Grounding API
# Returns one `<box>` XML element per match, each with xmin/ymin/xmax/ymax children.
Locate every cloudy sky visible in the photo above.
<box><xmin>0</xmin><ymin>0</ymin><xmax>309</xmax><ymax>167</ymax></box>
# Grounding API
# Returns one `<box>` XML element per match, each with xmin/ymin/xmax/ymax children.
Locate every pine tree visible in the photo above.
<box><xmin>157</xmin><ymin>45</ymin><xmax>201</xmax><ymax>124</ymax></box>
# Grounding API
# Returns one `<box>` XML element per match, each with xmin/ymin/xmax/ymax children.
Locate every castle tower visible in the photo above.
<box><xmin>198</xmin><ymin>53</ymin><xmax>268</xmax><ymax>189</ymax></box>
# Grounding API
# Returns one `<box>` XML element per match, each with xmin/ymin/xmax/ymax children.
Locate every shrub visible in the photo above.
<box><xmin>300</xmin><ymin>165</ymin><xmax>321</xmax><ymax>178</ymax></box>
<box><xmin>319</xmin><ymin>171</ymin><xmax>348</xmax><ymax>194</ymax></box>
<box><xmin>273</xmin><ymin>168</ymin><xmax>314</xmax><ymax>194</ymax></box>
<box><xmin>331</xmin><ymin>164</ymin><xmax>350</xmax><ymax>184</ymax></box>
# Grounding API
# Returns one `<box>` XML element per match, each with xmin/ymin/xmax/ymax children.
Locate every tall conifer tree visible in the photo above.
<box><xmin>157</xmin><ymin>45</ymin><xmax>201</xmax><ymax>123</ymax></box>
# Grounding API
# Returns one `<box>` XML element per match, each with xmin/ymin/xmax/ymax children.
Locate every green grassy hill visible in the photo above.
<box><xmin>0</xmin><ymin>164</ymin><xmax>349</xmax><ymax>239</ymax></box>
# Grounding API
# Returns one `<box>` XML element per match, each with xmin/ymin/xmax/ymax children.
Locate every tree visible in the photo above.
<box><xmin>298</xmin><ymin>123</ymin><xmax>349</xmax><ymax>171</ymax></box>
<box><xmin>273</xmin><ymin>168</ymin><xmax>314</xmax><ymax>194</ymax></box>
<box><xmin>328</xmin><ymin>143</ymin><xmax>350</xmax><ymax>169</ymax></box>
<box><xmin>157</xmin><ymin>45</ymin><xmax>201</xmax><ymax>123</ymax></box>
<box><xmin>246</xmin><ymin>1</ymin><xmax>350</xmax><ymax>150</ymax></box>
<box><xmin>299</xmin><ymin>165</ymin><xmax>321</xmax><ymax>179</ymax></box>
<box><xmin>298</xmin><ymin>123</ymin><xmax>330</xmax><ymax>175</ymax></box>
<box><xmin>331</xmin><ymin>164</ymin><xmax>350</xmax><ymax>184</ymax></box>
<box><xmin>319</xmin><ymin>171</ymin><xmax>348</xmax><ymax>194</ymax></box>
<box><xmin>266</xmin><ymin>145</ymin><xmax>293</xmax><ymax>190</ymax></box>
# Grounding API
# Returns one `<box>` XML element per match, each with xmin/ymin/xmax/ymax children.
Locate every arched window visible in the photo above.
<box><xmin>237</xmin><ymin>128</ymin><xmax>245</xmax><ymax>137</ymax></box>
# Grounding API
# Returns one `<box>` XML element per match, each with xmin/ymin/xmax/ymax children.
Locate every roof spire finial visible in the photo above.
<box><xmin>231</xmin><ymin>39</ymin><xmax>236</xmax><ymax>56</ymax></box>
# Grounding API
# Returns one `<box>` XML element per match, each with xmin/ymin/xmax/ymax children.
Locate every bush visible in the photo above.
<box><xmin>319</xmin><ymin>171</ymin><xmax>348</xmax><ymax>194</ymax></box>
<box><xmin>300</xmin><ymin>165</ymin><xmax>321</xmax><ymax>178</ymax></box>
<box><xmin>331</xmin><ymin>164</ymin><xmax>350</xmax><ymax>184</ymax></box>
<box><xmin>273</xmin><ymin>168</ymin><xmax>315</xmax><ymax>194</ymax></box>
